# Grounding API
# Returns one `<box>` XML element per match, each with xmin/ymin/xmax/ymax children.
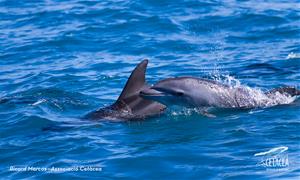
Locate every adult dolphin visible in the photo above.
<box><xmin>140</xmin><ymin>77</ymin><xmax>299</xmax><ymax>114</ymax></box>
<box><xmin>85</xmin><ymin>60</ymin><xmax>166</xmax><ymax>121</ymax></box>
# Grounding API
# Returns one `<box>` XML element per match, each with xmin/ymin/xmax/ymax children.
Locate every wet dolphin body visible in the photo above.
<box><xmin>84</xmin><ymin>60</ymin><xmax>166</xmax><ymax>121</ymax></box>
<box><xmin>140</xmin><ymin>77</ymin><xmax>300</xmax><ymax>111</ymax></box>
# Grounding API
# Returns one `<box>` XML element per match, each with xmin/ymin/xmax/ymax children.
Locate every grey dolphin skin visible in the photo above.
<box><xmin>85</xmin><ymin>60</ymin><xmax>166</xmax><ymax>121</ymax></box>
<box><xmin>140</xmin><ymin>77</ymin><xmax>300</xmax><ymax>110</ymax></box>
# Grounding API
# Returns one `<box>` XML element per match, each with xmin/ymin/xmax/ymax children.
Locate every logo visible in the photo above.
<box><xmin>254</xmin><ymin>146</ymin><xmax>289</xmax><ymax>168</ymax></box>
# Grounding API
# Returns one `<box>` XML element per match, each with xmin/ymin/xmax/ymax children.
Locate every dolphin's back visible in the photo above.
<box><xmin>266</xmin><ymin>86</ymin><xmax>300</xmax><ymax>97</ymax></box>
<box><xmin>176</xmin><ymin>77</ymin><xmax>298</xmax><ymax>109</ymax></box>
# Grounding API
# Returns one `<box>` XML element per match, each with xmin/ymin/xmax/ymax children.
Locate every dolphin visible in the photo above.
<box><xmin>140</xmin><ymin>77</ymin><xmax>300</xmax><ymax>112</ymax></box>
<box><xmin>84</xmin><ymin>60</ymin><xmax>166</xmax><ymax>121</ymax></box>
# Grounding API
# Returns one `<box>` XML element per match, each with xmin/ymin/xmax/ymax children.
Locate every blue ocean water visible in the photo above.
<box><xmin>0</xmin><ymin>0</ymin><xmax>300</xmax><ymax>179</ymax></box>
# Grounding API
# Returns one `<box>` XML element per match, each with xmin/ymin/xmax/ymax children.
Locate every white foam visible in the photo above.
<box><xmin>286</xmin><ymin>52</ymin><xmax>300</xmax><ymax>59</ymax></box>
<box><xmin>216</xmin><ymin>75</ymin><xmax>296</xmax><ymax>108</ymax></box>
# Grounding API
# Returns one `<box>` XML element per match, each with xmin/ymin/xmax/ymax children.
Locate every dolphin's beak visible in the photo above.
<box><xmin>140</xmin><ymin>87</ymin><xmax>166</xmax><ymax>97</ymax></box>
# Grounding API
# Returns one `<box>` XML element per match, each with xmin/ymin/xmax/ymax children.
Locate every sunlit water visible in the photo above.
<box><xmin>0</xmin><ymin>0</ymin><xmax>300</xmax><ymax>179</ymax></box>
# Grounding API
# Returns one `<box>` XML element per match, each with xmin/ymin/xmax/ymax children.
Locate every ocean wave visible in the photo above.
<box><xmin>1</xmin><ymin>0</ymin><xmax>299</xmax><ymax>179</ymax></box>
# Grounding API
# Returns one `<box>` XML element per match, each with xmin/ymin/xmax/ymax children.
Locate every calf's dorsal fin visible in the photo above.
<box><xmin>117</xmin><ymin>59</ymin><xmax>148</xmax><ymax>100</ymax></box>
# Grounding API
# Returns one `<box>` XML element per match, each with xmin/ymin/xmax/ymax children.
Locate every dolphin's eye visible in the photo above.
<box><xmin>176</xmin><ymin>92</ymin><xmax>184</xmax><ymax>96</ymax></box>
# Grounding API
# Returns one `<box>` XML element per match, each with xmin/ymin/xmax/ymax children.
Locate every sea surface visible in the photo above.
<box><xmin>0</xmin><ymin>0</ymin><xmax>300</xmax><ymax>179</ymax></box>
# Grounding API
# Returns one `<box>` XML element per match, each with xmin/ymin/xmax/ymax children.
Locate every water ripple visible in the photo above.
<box><xmin>0</xmin><ymin>0</ymin><xmax>299</xmax><ymax>179</ymax></box>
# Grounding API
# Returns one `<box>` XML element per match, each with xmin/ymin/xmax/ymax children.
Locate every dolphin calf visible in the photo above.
<box><xmin>85</xmin><ymin>60</ymin><xmax>166</xmax><ymax>121</ymax></box>
<box><xmin>140</xmin><ymin>77</ymin><xmax>300</xmax><ymax>111</ymax></box>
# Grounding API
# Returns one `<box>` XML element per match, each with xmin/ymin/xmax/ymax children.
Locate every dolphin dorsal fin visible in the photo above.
<box><xmin>117</xmin><ymin>59</ymin><xmax>148</xmax><ymax>100</ymax></box>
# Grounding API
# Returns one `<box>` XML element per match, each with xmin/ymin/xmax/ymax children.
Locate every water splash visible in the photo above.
<box><xmin>212</xmin><ymin>75</ymin><xmax>296</xmax><ymax>108</ymax></box>
<box><xmin>220</xmin><ymin>74</ymin><xmax>241</xmax><ymax>88</ymax></box>
<box><xmin>170</xmin><ymin>107</ymin><xmax>198</xmax><ymax>116</ymax></box>
<box><xmin>286</xmin><ymin>52</ymin><xmax>300</xmax><ymax>59</ymax></box>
